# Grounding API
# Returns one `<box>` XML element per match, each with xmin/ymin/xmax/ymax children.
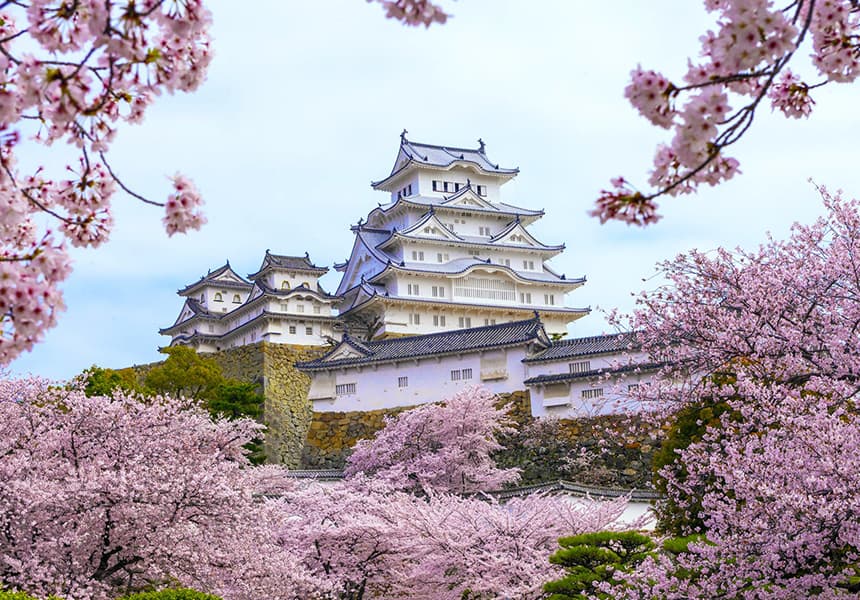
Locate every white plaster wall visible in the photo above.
<box><xmin>415</xmin><ymin>170</ymin><xmax>504</xmax><ymax>203</ymax></box>
<box><xmin>311</xmin><ymin>347</ymin><xmax>529</xmax><ymax>412</ymax></box>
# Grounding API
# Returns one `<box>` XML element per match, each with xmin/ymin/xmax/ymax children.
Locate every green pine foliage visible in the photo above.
<box><xmin>543</xmin><ymin>531</ymin><xmax>655</xmax><ymax>600</ymax></box>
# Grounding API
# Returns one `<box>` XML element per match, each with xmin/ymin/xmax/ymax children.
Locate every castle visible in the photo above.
<box><xmin>162</xmin><ymin>134</ymin><xmax>654</xmax><ymax>419</ymax></box>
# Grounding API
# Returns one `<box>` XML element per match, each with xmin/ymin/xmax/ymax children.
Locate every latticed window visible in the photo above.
<box><xmin>454</xmin><ymin>276</ymin><xmax>515</xmax><ymax>301</ymax></box>
<box><xmin>398</xmin><ymin>376</ymin><xmax>408</xmax><ymax>388</ymax></box>
<box><xmin>569</xmin><ymin>361</ymin><xmax>591</xmax><ymax>374</ymax></box>
<box><xmin>462</xmin><ymin>368</ymin><xmax>473</xmax><ymax>380</ymax></box>
<box><xmin>336</xmin><ymin>383</ymin><xmax>356</xmax><ymax>395</ymax></box>
<box><xmin>581</xmin><ymin>388</ymin><xmax>604</xmax><ymax>400</ymax></box>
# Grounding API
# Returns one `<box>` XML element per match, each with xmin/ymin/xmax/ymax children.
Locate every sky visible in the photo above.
<box><xmin>10</xmin><ymin>1</ymin><xmax>860</xmax><ymax>379</ymax></box>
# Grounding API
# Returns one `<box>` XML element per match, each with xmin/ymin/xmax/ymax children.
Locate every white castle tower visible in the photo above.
<box><xmin>160</xmin><ymin>252</ymin><xmax>339</xmax><ymax>352</ymax></box>
<box><xmin>333</xmin><ymin>132</ymin><xmax>589</xmax><ymax>339</ymax></box>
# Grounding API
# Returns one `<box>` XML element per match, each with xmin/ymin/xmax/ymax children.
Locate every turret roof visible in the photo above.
<box><xmin>177</xmin><ymin>262</ymin><xmax>252</xmax><ymax>295</ymax></box>
<box><xmin>247</xmin><ymin>250</ymin><xmax>328</xmax><ymax>279</ymax></box>
<box><xmin>372</xmin><ymin>133</ymin><xmax>519</xmax><ymax>190</ymax></box>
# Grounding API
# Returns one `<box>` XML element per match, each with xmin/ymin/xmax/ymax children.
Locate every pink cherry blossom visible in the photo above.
<box><xmin>596</xmin><ymin>0</ymin><xmax>860</xmax><ymax>225</ymax></box>
<box><xmin>1</xmin><ymin>0</ymin><xmax>212</xmax><ymax>365</ymax></box>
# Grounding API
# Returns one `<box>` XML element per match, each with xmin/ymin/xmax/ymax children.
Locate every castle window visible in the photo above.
<box><xmin>281</xmin><ymin>281</ymin><xmax>290</xmax><ymax>290</ymax></box>
<box><xmin>409</xmin><ymin>313</ymin><xmax>421</xmax><ymax>325</ymax></box>
<box><xmin>569</xmin><ymin>361</ymin><xmax>591</xmax><ymax>374</ymax></box>
<box><xmin>582</xmin><ymin>388</ymin><xmax>604</xmax><ymax>400</ymax></box>
<box><xmin>628</xmin><ymin>384</ymin><xmax>640</xmax><ymax>392</ymax></box>
<box><xmin>432</xmin><ymin>180</ymin><xmax>440</xmax><ymax>191</ymax></box>
<box><xmin>313</xmin><ymin>305</ymin><xmax>321</xmax><ymax>314</ymax></box>
<box><xmin>522</xmin><ymin>260</ymin><xmax>535</xmax><ymax>270</ymax></box>
<box><xmin>398</xmin><ymin>376</ymin><xmax>408</xmax><ymax>388</ymax></box>
<box><xmin>458</xmin><ymin>317</ymin><xmax>471</xmax><ymax>328</ymax></box>
<box><xmin>462</xmin><ymin>368</ymin><xmax>473</xmax><ymax>380</ymax></box>
<box><xmin>297</xmin><ymin>305</ymin><xmax>305</xmax><ymax>313</ymax></box>
<box><xmin>479</xmin><ymin>226</ymin><xmax>491</xmax><ymax>236</ymax></box>
<box><xmin>484</xmin><ymin>318</ymin><xmax>496</xmax><ymax>326</ymax></box>
<box><xmin>208</xmin><ymin>324</ymin><xmax>215</xmax><ymax>333</ymax></box>
<box><xmin>232</xmin><ymin>294</ymin><xmax>241</xmax><ymax>303</ymax></box>
<box><xmin>450</xmin><ymin>369</ymin><xmax>461</xmax><ymax>381</ymax></box>
<box><xmin>289</xmin><ymin>325</ymin><xmax>296</xmax><ymax>334</ymax></box>
<box><xmin>454</xmin><ymin>182</ymin><xmax>461</xmax><ymax>192</ymax></box>
<box><xmin>336</xmin><ymin>383</ymin><xmax>356</xmax><ymax>395</ymax></box>
<box><xmin>544</xmin><ymin>294</ymin><xmax>555</xmax><ymax>306</ymax></box>
<box><xmin>408</xmin><ymin>283</ymin><xmax>420</xmax><ymax>295</ymax></box>
<box><xmin>477</xmin><ymin>185</ymin><xmax>487</xmax><ymax>196</ymax></box>
<box><xmin>280</xmin><ymin>302</ymin><xmax>289</xmax><ymax>312</ymax></box>
<box><xmin>214</xmin><ymin>293</ymin><xmax>223</xmax><ymax>302</ymax></box>
<box><xmin>431</xmin><ymin>285</ymin><xmax>445</xmax><ymax>298</ymax></box>
<box><xmin>501</xmin><ymin>258</ymin><xmax>510</xmax><ymax>267</ymax></box>
<box><xmin>519</xmin><ymin>292</ymin><xmax>532</xmax><ymax>304</ymax></box>
<box><xmin>433</xmin><ymin>315</ymin><xmax>446</xmax><ymax>327</ymax></box>
<box><xmin>305</xmin><ymin>326</ymin><xmax>313</xmax><ymax>335</ymax></box>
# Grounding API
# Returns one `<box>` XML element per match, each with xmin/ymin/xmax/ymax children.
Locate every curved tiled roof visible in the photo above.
<box><xmin>297</xmin><ymin>317</ymin><xmax>549</xmax><ymax>371</ymax></box>
<box><xmin>372</xmin><ymin>135</ymin><xmax>519</xmax><ymax>189</ymax></box>
<box><xmin>523</xmin><ymin>362</ymin><xmax>663</xmax><ymax>385</ymax></box>
<box><xmin>248</xmin><ymin>250</ymin><xmax>328</xmax><ymax>279</ymax></box>
<box><xmin>177</xmin><ymin>262</ymin><xmax>252</xmax><ymax>295</ymax></box>
<box><xmin>523</xmin><ymin>332</ymin><xmax>640</xmax><ymax>363</ymax></box>
<box><xmin>368</xmin><ymin>258</ymin><xmax>586</xmax><ymax>286</ymax></box>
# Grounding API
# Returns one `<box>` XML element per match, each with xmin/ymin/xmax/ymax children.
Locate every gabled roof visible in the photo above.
<box><xmin>297</xmin><ymin>317</ymin><xmax>549</xmax><ymax>371</ymax></box>
<box><xmin>372</xmin><ymin>133</ymin><xmax>519</xmax><ymax>191</ymax></box>
<box><xmin>441</xmin><ymin>184</ymin><xmax>498</xmax><ymax>210</ymax></box>
<box><xmin>160</xmin><ymin>297</ymin><xmax>217</xmax><ymax>334</ymax></box>
<box><xmin>247</xmin><ymin>250</ymin><xmax>328</xmax><ymax>280</ymax></box>
<box><xmin>490</xmin><ymin>218</ymin><xmax>564</xmax><ymax>251</ymax></box>
<box><xmin>177</xmin><ymin>262</ymin><xmax>252</xmax><ymax>295</ymax></box>
<box><xmin>523</xmin><ymin>332</ymin><xmax>640</xmax><ymax>363</ymax></box>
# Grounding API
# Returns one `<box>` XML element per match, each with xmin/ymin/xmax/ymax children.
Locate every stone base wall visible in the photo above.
<box><xmin>301</xmin><ymin>405</ymin><xmax>413</xmax><ymax>468</ymax></box>
<box><xmin>259</xmin><ymin>343</ymin><xmax>328</xmax><ymax>467</ymax></box>
<box><xmin>494</xmin><ymin>391</ymin><xmax>662</xmax><ymax>488</ymax></box>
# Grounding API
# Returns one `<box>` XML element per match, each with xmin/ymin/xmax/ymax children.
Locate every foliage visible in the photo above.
<box><xmin>651</xmin><ymin>396</ymin><xmax>732</xmax><ymax>535</ymax></box>
<box><xmin>343</xmin><ymin>386</ymin><xmax>520</xmax><ymax>494</ymax></box>
<box><xmin>116</xmin><ymin>590</ymin><xmax>221</xmax><ymax>600</ymax></box>
<box><xmin>0</xmin><ymin>1</ymin><xmax>210</xmax><ymax>365</ymax></box>
<box><xmin>603</xmin><ymin>190</ymin><xmax>860</xmax><ymax>597</ymax></box>
<box><xmin>544</xmin><ymin>531</ymin><xmax>655</xmax><ymax>600</ymax></box>
<box><xmin>208</xmin><ymin>382</ymin><xmax>265</xmax><ymax>464</ymax></box>
<box><xmin>80</xmin><ymin>366</ymin><xmax>141</xmax><ymax>397</ymax></box>
<box><xmin>589</xmin><ymin>0</ymin><xmax>860</xmax><ymax>225</ymax></box>
<box><xmin>0</xmin><ymin>592</ymin><xmax>60</xmax><ymax>600</ymax></box>
<box><xmin>144</xmin><ymin>347</ymin><xmax>223</xmax><ymax>401</ymax></box>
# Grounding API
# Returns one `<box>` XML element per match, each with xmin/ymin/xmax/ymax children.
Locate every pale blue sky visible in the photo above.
<box><xmin>11</xmin><ymin>1</ymin><xmax>859</xmax><ymax>379</ymax></box>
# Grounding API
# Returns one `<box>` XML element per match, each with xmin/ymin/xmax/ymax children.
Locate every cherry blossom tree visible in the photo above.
<box><xmin>0</xmin><ymin>378</ymin><xmax>318</xmax><ymax>600</ymax></box>
<box><xmin>343</xmin><ymin>386</ymin><xmax>520</xmax><ymax>494</ymax></box>
<box><xmin>274</xmin><ymin>480</ymin><xmax>629</xmax><ymax>600</ymax></box>
<box><xmin>0</xmin><ymin>1</ymin><xmax>210</xmax><ymax>365</ymax></box>
<box><xmin>589</xmin><ymin>0</ymin><xmax>860</xmax><ymax>226</ymax></box>
<box><xmin>600</xmin><ymin>189</ymin><xmax>860</xmax><ymax>597</ymax></box>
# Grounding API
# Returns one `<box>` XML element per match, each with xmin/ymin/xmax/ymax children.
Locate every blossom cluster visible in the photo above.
<box><xmin>1</xmin><ymin>0</ymin><xmax>212</xmax><ymax>364</ymax></box>
<box><xmin>604</xmin><ymin>189</ymin><xmax>860</xmax><ymax>596</ymax></box>
<box><xmin>598</xmin><ymin>0</ymin><xmax>860</xmax><ymax>225</ymax></box>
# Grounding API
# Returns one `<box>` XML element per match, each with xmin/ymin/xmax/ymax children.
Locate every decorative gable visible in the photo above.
<box><xmin>401</xmin><ymin>212</ymin><xmax>461</xmax><ymax>241</ymax></box>
<box><xmin>492</xmin><ymin>221</ymin><xmax>544</xmax><ymax>247</ymax></box>
<box><xmin>442</xmin><ymin>189</ymin><xmax>496</xmax><ymax>211</ymax></box>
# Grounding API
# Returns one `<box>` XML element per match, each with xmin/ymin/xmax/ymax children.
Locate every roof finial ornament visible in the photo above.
<box><xmin>400</xmin><ymin>128</ymin><xmax>408</xmax><ymax>142</ymax></box>
<box><xmin>466</xmin><ymin>178</ymin><xmax>471</xmax><ymax>187</ymax></box>
<box><xmin>478</xmin><ymin>138</ymin><xmax>485</xmax><ymax>152</ymax></box>
<box><xmin>358</xmin><ymin>217</ymin><xmax>364</xmax><ymax>226</ymax></box>
<box><xmin>533</xmin><ymin>310</ymin><xmax>541</xmax><ymax>320</ymax></box>
<box><xmin>304</xmin><ymin>251</ymin><xmax>310</xmax><ymax>259</ymax></box>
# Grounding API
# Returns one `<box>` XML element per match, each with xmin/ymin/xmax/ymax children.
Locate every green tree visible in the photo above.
<box><xmin>543</xmin><ymin>531</ymin><xmax>655</xmax><ymax>600</ymax></box>
<box><xmin>209</xmin><ymin>381</ymin><xmax>266</xmax><ymax>464</ymax></box>
<box><xmin>80</xmin><ymin>365</ymin><xmax>141</xmax><ymax>397</ymax></box>
<box><xmin>144</xmin><ymin>346</ymin><xmax>223</xmax><ymax>401</ymax></box>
